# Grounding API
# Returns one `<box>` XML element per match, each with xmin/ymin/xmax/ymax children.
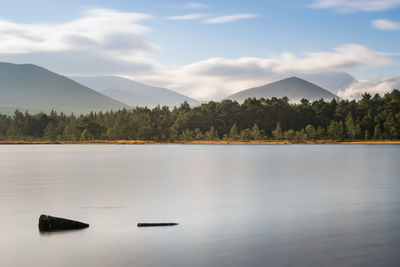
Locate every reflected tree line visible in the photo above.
<box><xmin>0</xmin><ymin>90</ymin><xmax>399</xmax><ymax>141</ymax></box>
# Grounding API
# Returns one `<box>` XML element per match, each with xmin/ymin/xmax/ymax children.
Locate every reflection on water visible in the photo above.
<box><xmin>1</xmin><ymin>145</ymin><xmax>400</xmax><ymax>267</ymax></box>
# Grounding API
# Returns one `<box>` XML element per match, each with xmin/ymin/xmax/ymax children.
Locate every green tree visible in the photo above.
<box><xmin>44</xmin><ymin>121</ymin><xmax>58</xmax><ymax>140</ymax></box>
<box><xmin>295</xmin><ymin>129</ymin><xmax>307</xmax><ymax>140</ymax></box>
<box><xmin>383</xmin><ymin>113</ymin><xmax>399</xmax><ymax>139</ymax></box>
<box><xmin>80</xmin><ymin>128</ymin><xmax>94</xmax><ymax>141</ymax></box>
<box><xmin>304</xmin><ymin>124</ymin><xmax>316</xmax><ymax>140</ymax></box>
<box><xmin>239</xmin><ymin>128</ymin><xmax>252</xmax><ymax>141</ymax></box>
<box><xmin>272</xmin><ymin>122</ymin><xmax>283</xmax><ymax>140</ymax></box>
<box><xmin>364</xmin><ymin>130</ymin><xmax>370</xmax><ymax>140</ymax></box>
<box><xmin>182</xmin><ymin>129</ymin><xmax>194</xmax><ymax>141</ymax></box>
<box><xmin>327</xmin><ymin>120</ymin><xmax>344</xmax><ymax>140</ymax></box>
<box><xmin>205</xmin><ymin>126</ymin><xmax>219</xmax><ymax>141</ymax></box>
<box><xmin>345</xmin><ymin>113</ymin><xmax>361</xmax><ymax>139</ymax></box>
<box><xmin>251</xmin><ymin>123</ymin><xmax>263</xmax><ymax>140</ymax></box>
<box><xmin>194</xmin><ymin>128</ymin><xmax>204</xmax><ymax>140</ymax></box>
<box><xmin>229</xmin><ymin>123</ymin><xmax>239</xmax><ymax>140</ymax></box>
<box><xmin>373</xmin><ymin>124</ymin><xmax>383</xmax><ymax>140</ymax></box>
<box><xmin>169</xmin><ymin>126</ymin><xmax>180</xmax><ymax>141</ymax></box>
<box><xmin>284</xmin><ymin>129</ymin><xmax>296</xmax><ymax>140</ymax></box>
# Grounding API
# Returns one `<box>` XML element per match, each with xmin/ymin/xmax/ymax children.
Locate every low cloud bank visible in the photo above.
<box><xmin>338</xmin><ymin>76</ymin><xmax>400</xmax><ymax>99</ymax></box>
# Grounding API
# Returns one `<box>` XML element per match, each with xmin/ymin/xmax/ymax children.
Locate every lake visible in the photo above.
<box><xmin>1</xmin><ymin>144</ymin><xmax>399</xmax><ymax>266</ymax></box>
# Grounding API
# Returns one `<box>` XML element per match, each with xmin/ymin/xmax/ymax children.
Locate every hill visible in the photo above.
<box><xmin>70</xmin><ymin>76</ymin><xmax>199</xmax><ymax>107</ymax></box>
<box><xmin>0</xmin><ymin>62</ymin><xmax>128</xmax><ymax>113</ymax></box>
<box><xmin>225</xmin><ymin>77</ymin><xmax>339</xmax><ymax>103</ymax></box>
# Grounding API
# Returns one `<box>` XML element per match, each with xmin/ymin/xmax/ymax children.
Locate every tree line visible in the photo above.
<box><xmin>0</xmin><ymin>90</ymin><xmax>399</xmax><ymax>141</ymax></box>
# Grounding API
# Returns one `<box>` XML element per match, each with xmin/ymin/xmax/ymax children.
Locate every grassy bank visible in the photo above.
<box><xmin>0</xmin><ymin>140</ymin><xmax>399</xmax><ymax>145</ymax></box>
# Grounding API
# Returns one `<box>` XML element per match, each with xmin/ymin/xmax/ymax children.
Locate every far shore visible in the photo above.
<box><xmin>0</xmin><ymin>140</ymin><xmax>399</xmax><ymax>145</ymax></box>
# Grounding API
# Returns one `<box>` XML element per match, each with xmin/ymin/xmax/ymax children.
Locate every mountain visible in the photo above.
<box><xmin>225</xmin><ymin>77</ymin><xmax>339</xmax><ymax>103</ymax></box>
<box><xmin>297</xmin><ymin>72</ymin><xmax>357</xmax><ymax>93</ymax></box>
<box><xmin>0</xmin><ymin>62</ymin><xmax>127</xmax><ymax>113</ymax></box>
<box><xmin>70</xmin><ymin>76</ymin><xmax>199</xmax><ymax>107</ymax></box>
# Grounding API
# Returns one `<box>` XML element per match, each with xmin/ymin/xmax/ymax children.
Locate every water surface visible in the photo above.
<box><xmin>1</xmin><ymin>145</ymin><xmax>399</xmax><ymax>266</ymax></box>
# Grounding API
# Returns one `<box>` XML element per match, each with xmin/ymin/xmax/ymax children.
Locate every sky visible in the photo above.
<box><xmin>0</xmin><ymin>0</ymin><xmax>399</xmax><ymax>100</ymax></box>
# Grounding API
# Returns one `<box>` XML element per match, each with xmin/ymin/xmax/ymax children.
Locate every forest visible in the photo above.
<box><xmin>0</xmin><ymin>90</ymin><xmax>399</xmax><ymax>142</ymax></box>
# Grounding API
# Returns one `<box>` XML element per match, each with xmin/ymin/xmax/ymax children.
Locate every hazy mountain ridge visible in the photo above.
<box><xmin>225</xmin><ymin>77</ymin><xmax>339</xmax><ymax>103</ymax></box>
<box><xmin>0</xmin><ymin>62</ymin><xmax>350</xmax><ymax>115</ymax></box>
<box><xmin>297</xmin><ymin>72</ymin><xmax>357</xmax><ymax>93</ymax></box>
<box><xmin>0</xmin><ymin>62</ymin><xmax>127</xmax><ymax>112</ymax></box>
<box><xmin>70</xmin><ymin>76</ymin><xmax>199</xmax><ymax>107</ymax></box>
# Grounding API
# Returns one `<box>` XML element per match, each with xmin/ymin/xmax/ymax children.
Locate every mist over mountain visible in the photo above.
<box><xmin>225</xmin><ymin>77</ymin><xmax>339</xmax><ymax>103</ymax></box>
<box><xmin>298</xmin><ymin>72</ymin><xmax>357</xmax><ymax>93</ymax></box>
<box><xmin>70</xmin><ymin>76</ymin><xmax>199</xmax><ymax>107</ymax></box>
<box><xmin>0</xmin><ymin>61</ymin><xmax>352</xmax><ymax>117</ymax></box>
<box><xmin>0</xmin><ymin>62</ymin><xmax>127</xmax><ymax>113</ymax></box>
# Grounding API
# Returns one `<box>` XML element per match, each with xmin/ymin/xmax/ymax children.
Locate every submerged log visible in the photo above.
<box><xmin>137</xmin><ymin>223</ymin><xmax>178</xmax><ymax>227</ymax></box>
<box><xmin>38</xmin><ymin>214</ymin><xmax>89</xmax><ymax>231</ymax></box>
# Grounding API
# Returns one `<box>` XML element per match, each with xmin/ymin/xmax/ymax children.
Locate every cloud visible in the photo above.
<box><xmin>337</xmin><ymin>76</ymin><xmax>400</xmax><ymax>99</ymax></box>
<box><xmin>0</xmin><ymin>9</ymin><xmax>395</xmax><ymax>101</ymax></box>
<box><xmin>0</xmin><ymin>51</ymin><xmax>162</xmax><ymax>76</ymax></box>
<box><xmin>163</xmin><ymin>2</ymin><xmax>209</xmax><ymax>9</ymax></box>
<box><xmin>0</xmin><ymin>8</ymin><xmax>161</xmax><ymax>76</ymax></box>
<box><xmin>180</xmin><ymin>44</ymin><xmax>391</xmax><ymax>76</ymax></box>
<box><xmin>309</xmin><ymin>0</ymin><xmax>400</xmax><ymax>12</ymax></box>
<box><xmin>202</xmin><ymin>14</ymin><xmax>259</xmax><ymax>24</ymax></box>
<box><xmin>372</xmin><ymin>19</ymin><xmax>400</xmax><ymax>30</ymax></box>
<box><xmin>0</xmin><ymin>9</ymin><xmax>154</xmax><ymax>55</ymax></box>
<box><xmin>166</xmin><ymin>13</ymin><xmax>210</xmax><ymax>20</ymax></box>
<box><xmin>128</xmin><ymin>44</ymin><xmax>392</xmax><ymax>100</ymax></box>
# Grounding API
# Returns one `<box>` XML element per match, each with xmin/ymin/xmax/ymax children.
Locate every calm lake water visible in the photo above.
<box><xmin>1</xmin><ymin>145</ymin><xmax>400</xmax><ymax>267</ymax></box>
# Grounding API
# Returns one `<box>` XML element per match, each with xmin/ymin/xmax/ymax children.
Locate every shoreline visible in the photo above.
<box><xmin>0</xmin><ymin>140</ymin><xmax>399</xmax><ymax>145</ymax></box>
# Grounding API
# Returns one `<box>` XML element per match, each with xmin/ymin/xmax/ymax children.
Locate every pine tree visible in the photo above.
<box><xmin>251</xmin><ymin>123</ymin><xmax>262</xmax><ymax>140</ymax></box>
<box><xmin>364</xmin><ymin>130</ymin><xmax>370</xmax><ymax>140</ymax></box>
<box><xmin>80</xmin><ymin>128</ymin><xmax>94</xmax><ymax>141</ymax></box>
<box><xmin>205</xmin><ymin>126</ymin><xmax>219</xmax><ymax>141</ymax></box>
<box><xmin>272</xmin><ymin>122</ymin><xmax>283</xmax><ymax>140</ymax></box>
<box><xmin>194</xmin><ymin>128</ymin><xmax>204</xmax><ymax>140</ymax></box>
<box><xmin>182</xmin><ymin>129</ymin><xmax>194</xmax><ymax>141</ymax></box>
<box><xmin>284</xmin><ymin>129</ymin><xmax>296</xmax><ymax>140</ymax></box>
<box><xmin>229</xmin><ymin>123</ymin><xmax>239</xmax><ymax>140</ymax></box>
<box><xmin>44</xmin><ymin>121</ymin><xmax>58</xmax><ymax>141</ymax></box>
<box><xmin>373</xmin><ymin>124</ymin><xmax>382</xmax><ymax>140</ymax></box>
<box><xmin>239</xmin><ymin>128</ymin><xmax>252</xmax><ymax>141</ymax></box>
<box><xmin>345</xmin><ymin>113</ymin><xmax>361</xmax><ymax>139</ymax></box>
<box><xmin>304</xmin><ymin>124</ymin><xmax>316</xmax><ymax>140</ymax></box>
<box><xmin>169</xmin><ymin>126</ymin><xmax>180</xmax><ymax>141</ymax></box>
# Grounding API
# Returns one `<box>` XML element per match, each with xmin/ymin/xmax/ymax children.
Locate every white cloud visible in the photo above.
<box><xmin>163</xmin><ymin>2</ymin><xmax>209</xmax><ymax>9</ymax></box>
<box><xmin>166</xmin><ymin>13</ymin><xmax>210</xmax><ymax>20</ymax></box>
<box><xmin>0</xmin><ymin>9</ymin><xmax>395</xmax><ymax>101</ymax></box>
<box><xmin>309</xmin><ymin>0</ymin><xmax>400</xmax><ymax>12</ymax></box>
<box><xmin>337</xmin><ymin>76</ymin><xmax>400</xmax><ymax>99</ymax></box>
<box><xmin>0</xmin><ymin>9</ymin><xmax>154</xmax><ymax>55</ymax></box>
<box><xmin>202</xmin><ymin>14</ymin><xmax>259</xmax><ymax>24</ymax></box>
<box><xmin>372</xmin><ymin>19</ymin><xmax>400</xmax><ymax>30</ymax></box>
<box><xmin>128</xmin><ymin>44</ymin><xmax>392</xmax><ymax>100</ymax></box>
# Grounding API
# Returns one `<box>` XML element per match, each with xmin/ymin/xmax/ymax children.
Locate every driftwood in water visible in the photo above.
<box><xmin>39</xmin><ymin>214</ymin><xmax>89</xmax><ymax>231</ymax></box>
<box><xmin>137</xmin><ymin>223</ymin><xmax>178</xmax><ymax>227</ymax></box>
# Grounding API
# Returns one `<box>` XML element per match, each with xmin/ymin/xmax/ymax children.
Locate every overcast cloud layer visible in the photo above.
<box><xmin>0</xmin><ymin>8</ymin><xmax>398</xmax><ymax>100</ymax></box>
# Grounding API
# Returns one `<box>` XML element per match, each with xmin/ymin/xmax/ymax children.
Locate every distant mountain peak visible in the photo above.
<box><xmin>70</xmin><ymin>75</ymin><xmax>199</xmax><ymax>107</ymax></box>
<box><xmin>0</xmin><ymin>62</ymin><xmax>127</xmax><ymax>113</ymax></box>
<box><xmin>225</xmin><ymin>76</ymin><xmax>339</xmax><ymax>103</ymax></box>
<box><xmin>287</xmin><ymin>76</ymin><xmax>302</xmax><ymax>80</ymax></box>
